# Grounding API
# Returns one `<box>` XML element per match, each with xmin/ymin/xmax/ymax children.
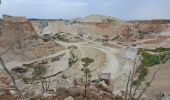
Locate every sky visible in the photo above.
<box><xmin>0</xmin><ymin>0</ymin><xmax>170</xmax><ymax>20</ymax></box>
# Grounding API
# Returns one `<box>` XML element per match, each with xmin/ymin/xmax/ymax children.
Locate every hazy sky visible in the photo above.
<box><xmin>0</xmin><ymin>0</ymin><xmax>170</xmax><ymax>20</ymax></box>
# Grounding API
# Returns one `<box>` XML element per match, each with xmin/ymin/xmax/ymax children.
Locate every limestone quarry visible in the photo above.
<box><xmin>0</xmin><ymin>15</ymin><xmax>170</xmax><ymax>100</ymax></box>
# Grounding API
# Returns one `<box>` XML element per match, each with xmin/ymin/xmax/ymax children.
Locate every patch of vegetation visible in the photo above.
<box><xmin>51</xmin><ymin>56</ymin><xmax>60</xmax><ymax>62</ymax></box>
<box><xmin>133</xmin><ymin>47</ymin><xmax>170</xmax><ymax>86</ymax></box>
<box><xmin>32</xmin><ymin>67</ymin><xmax>47</xmax><ymax>80</ymax></box>
<box><xmin>51</xmin><ymin>53</ymin><xmax>65</xmax><ymax>62</ymax></box>
<box><xmin>138</xmin><ymin>47</ymin><xmax>170</xmax><ymax>54</ymax></box>
<box><xmin>22</xmin><ymin>76</ymin><xmax>32</xmax><ymax>84</ymax></box>
<box><xmin>53</xmin><ymin>33</ymin><xmax>70</xmax><ymax>42</ymax></box>
<box><xmin>68</xmin><ymin>45</ymin><xmax>77</xmax><ymax>49</ymax></box>
<box><xmin>141</xmin><ymin>51</ymin><xmax>161</xmax><ymax>67</ymax></box>
<box><xmin>23</xmin><ymin>63</ymin><xmax>34</xmax><ymax>68</ymax></box>
<box><xmin>133</xmin><ymin>65</ymin><xmax>148</xmax><ymax>86</ymax></box>
<box><xmin>103</xmin><ymin>18</ymin><xmax>116</xmax><ymax>24</ymax></box>
<box><xmin>139</xmin><ymin>48</ymin><xmax>170</xmax><ymax>67</ymax></box>
<box><xmin>69</xmin><ymin>50</ymin><xmax>78</xmax><ymax>67</ymax></box>
<box><xmin>151</xmin><ymin>47</ymin><xmax>170</xmax><ymax>52</ymax></box>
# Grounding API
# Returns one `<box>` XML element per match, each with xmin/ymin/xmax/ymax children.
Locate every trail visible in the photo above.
<box><xmin>124</xmin><ymin>38</ymin><xmax>158</xmax><ymax>45</ymax></box>
<box><xmin>54</xmin><ymin>37</ymin><xmax>120</xmax><ymax>79</ymax></box>
<box><xmin>0</xmin><ymin>50</ymin><xmax>67</xmax><ymax>70</ymax></box>
<box><xmin>74</xmin><ymin>36</ymin><xmax>120</xmax><ymax>79</ymax></box>
<box><xmin>79</xmin><ymin>45</ymin><xmax>119</xmax><ymax>79</ymax></box>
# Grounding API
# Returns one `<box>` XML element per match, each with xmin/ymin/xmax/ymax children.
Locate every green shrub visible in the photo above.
<box><xmin>69</xmin><ymin>51</ymin><xmax>78</xmax><ymax>67</ymax></box>
<box><xmin>68</xmin><ymin>45</ymin><xmax>77</xmax><ymax>49</ymax></box>
<box><xmin>51</xmin><ymin>56</ymin><xmax>60</xmax><ymax>62</ymax></box>
<box><xmin>133</xmin><ymin>47</ymin><xmax>170</xmax><ymax>86</ymax></box>
<box><xmin>32</xmin><ymin>67</ymin><xmax>47</xmax><ymax>79</ymax></box>
<box><xmin>141</xmin><ymin>51</ymin><xmax>160</xmax><ymax>67</ymax></box>
<box><xmin>22</xmin><ymin>77</ymin><xmax>32</xmax><ymax>84</ymax></box>
<box><xmin>141</xmin><ymin>51</ymin><xmax>170</xmax><ymax>67</ymax></box>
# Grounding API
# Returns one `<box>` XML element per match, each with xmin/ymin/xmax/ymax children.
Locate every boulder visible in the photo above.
<box><xmin>64</xmin><ymin>96</ymin><xmax>74</xmax><ymax>100</ymax></box>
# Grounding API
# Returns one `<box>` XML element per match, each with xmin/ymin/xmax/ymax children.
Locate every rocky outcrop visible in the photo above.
<box><xmin>0</xmin><ymin>17</ymin><xmax>63</xmax><ymax>62</ymax></box>
<box><xmin>2</xmin><ymin>15</ymin><xmax>28</xmax><ymax>23</ymax></box>
<box><xmin>31</xmin><ymin>20</ymin><xmax>121</xmax><ymax>38</ymax></box>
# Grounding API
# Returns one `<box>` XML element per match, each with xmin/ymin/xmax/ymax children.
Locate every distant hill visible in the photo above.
<box><xmin>72</xmin><ymin>14</ymin><xmax>122</xmax><ymax>23</ymax></box>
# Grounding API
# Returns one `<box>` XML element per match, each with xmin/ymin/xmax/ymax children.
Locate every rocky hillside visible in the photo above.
<box><xmin>30</xmin><ymin>19</ymin><xmax>120</xmax><ymax>38</ymax></box>
<box><xmin>1</xmin><ymin>15</ymin><xmax>170</xmax><ymax>62</ymax></box>
<box><xmin>0</xmin><ymin>17</ymin><xmax>63</xmax><ymax>62</ymax></box>
<box><xmin>72</xmin><ymin>14</ymin><xmax>121</xmax><ymax>23</ymax></box>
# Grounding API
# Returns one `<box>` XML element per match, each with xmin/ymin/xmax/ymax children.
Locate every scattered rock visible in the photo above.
<box><xmin>99</xmin><ymin>80</ymin><xmax>107</xmax><ymax>88</ymax></box>
<box><xmin>9</xmin><ymin>90</ymin><xmax>17</xmax><ymax>95</ymax></box>
<box><xmin>42</xmin><ymin>92</ymin><xmax>53</xmax><ymax>97</ymax></box>
<box><xmin>64</xmin><ymin>96</ymin><xmax>74</xmax><ymax>100</ymax></box>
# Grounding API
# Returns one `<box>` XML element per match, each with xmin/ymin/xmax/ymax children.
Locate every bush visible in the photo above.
<box><xmin>22</xmin><ymin>77</ymin><xmax>32</xmax><ymax>84</ymax></box>
<box><xmin>51</xmin><ymin>56</ymin><xmax>60</xmax><ymax>62</ymax></box>
<box><xmin>69</xmin><ymin>51</ymin><xmax>78</xmax><ymax>67</ymax></box>
<box><xmin>32</xmin><ymin>67</ymin><xmax>47</xmax><ymax>79</ymax></box>
<box><xmin>68</xmin><ymin>45</ymin><xmax>77</xmax><ymax>49</ymax></box>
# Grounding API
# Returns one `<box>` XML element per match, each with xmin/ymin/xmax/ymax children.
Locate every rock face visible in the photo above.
<box><xmin>0</xmin><ymin>16</ymin><xmax>63</xmax><ymax>62</ymax></box>
<box><xmin>3</xmin><ymin>15</ymin><xmax>28</xmax><ymax>23</ymax></box>
<box><xmin>64</xmin><ymin>96</ymin><xmax>74</xmax><ymax>100</ymax></box>
<box><xmin>30</xmin><ymin>17</ymin><xmax>170</xmax><ymax>45</ymax></box>
<box><xmin>0</xmin><ymin>20</ymin><xmax>36</xmax><ymax>47</ymax></box>
<box><xmin>30</xmin><ymin>20</ymin><xmax>119</xmax><ymax>38</ymax></box>
<box><xmin>1</xmin><ymin>15</ymin><xmax>170</xmax><ymax>62</ymax></box>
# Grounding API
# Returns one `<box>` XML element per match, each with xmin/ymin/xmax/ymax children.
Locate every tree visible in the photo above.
<box><xmin>0</xmin><ymin>45</ymin><xmax>21</xmax><ymax>98</ymax></box>
<box><xmin>81</xmin><ymin>57</ymin><xmax>94</xmax><ymax>98</ymax></box>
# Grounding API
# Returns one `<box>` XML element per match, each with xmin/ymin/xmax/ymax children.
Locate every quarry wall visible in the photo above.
<box><xmin>2</xmin><ymin>15</ymin><xmax>28</xmax><ymax>23</ymax></box>
<box><xmin>31</xmin><ymin>20</ymin><xmax>119</xmax><ymax>38</ymax></box>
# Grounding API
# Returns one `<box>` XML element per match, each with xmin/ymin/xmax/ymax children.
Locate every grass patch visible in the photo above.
<box><xmin>140</xmin><ymin>49</ymin><xmax>170</xmax><ymax>67</ymax></box>
<box><xmin>32</xmin><ymin>67</ymin><xmax>47</xmax><ymax>79</ymax></box>
<box><xmin>148</xmin><ymin>47</ymin><xmax>170</xmax><ymax>52</ymax></box>
<box><xmin>133</xmin><ymin>47</ymin><xmax>170</xmax><ymax>86</ymax></box>
<box><xmin>141</xmin><ymin>51</ymin><xmax>160</xmax><ymax>67</ymax></box>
